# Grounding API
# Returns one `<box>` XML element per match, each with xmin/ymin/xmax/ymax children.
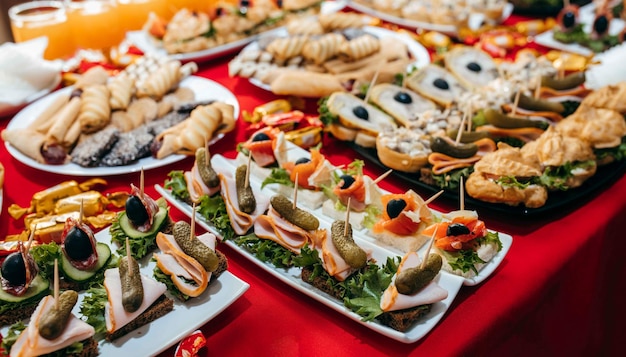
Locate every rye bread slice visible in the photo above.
<box><xmin>210</xmin><ymin>250</ymin><xmax>228</xmax><ymax>282</ymax></box>
<box><xmin>377</xmin><ymin>304</ymin><xmax>432</xmax><ymax>332</ymax></box>
<box><xmin>301</xmin><ymin>266</ymin><xmax>343</xmax><ymax>300</ymax></box>
<box><xmin>68</xmin><ymin>337</ymin><xmax>100</xmax><ymax>357</ymax></box>
<box><xmin>0</xmin><ymin>303</ymin><xmax>38</xmax><ymax>327</ymax></box>
<box><xmin>105</xmin><ymin>294</ymin><xmax>174</xmax><ymax>341</ymax></box>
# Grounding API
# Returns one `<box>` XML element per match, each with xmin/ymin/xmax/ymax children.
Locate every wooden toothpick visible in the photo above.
<box><xmin>125</xmin><ymin>238</ymin><xmax>133</xmax><ymax>275</ymax></box>
<box><xmin>455</xmin><ymin>113</ymin><xmax>467</xmax><ymax>145</ymax></box>
<box><xmin>140</xmin><ymin>167</ymin><xmax>145</xmax><ymax>197</ymax></box>
<box><xmin>191</xmin><ymin>202</ymin><xmax>196</xmax><ymax>239</ymax></box>
<box><xmin>204</xmin><ymin>139</ymin><xmax>210</xmax><ymax>167</ymax></box>
<box><xmin>511</xmin><ymin>90</ymin><xmax>521</xmax><ymax>117</ymax></box>
<box><xmin>79</xmin><ymin>198</ymin><xmax>84</xmax><ymax>225</ymax></box>
<box><xmin>363</xmin><ymin>67</ymin><xmax>381</xmax><ymax>103</ymax></box>
<box><xmin>420</xmin><ymin>225</ymin><xmax>439</xmax><ymax>270</ymax></box>
<box><xmin>245</xmin><ymin>152</ymin><xmax>252</xmax><ymax>189</ymax></box>
<box><xmin>424</xmin><ymin>190</ymin><xmax>444</xmax><ymax>206</ymax></box>
<box><xmin>460</xmin><ymin>176</ymin><xmax>465</xmax><ymax>211</ymax></box>
<box><xmin>534</xmin><ymin>73</ymin><xmax>542</xmax><ymax>99</ymax></box>
<box><xmin>344</xmin><ymin>197</ymin><xmax>352</xmax><ymax>237</ymax></box>
<box><xmin>26</xmin><ymin>227</ymin><xmax>36</xmax><ymax>253</ymax></box>
<box><xmin>372</xmin><ymin>169</ymin><xmax>393</xmax><ymax>186</ymax></box>
<box><xmin>54</xmin><ymin>259</ymin><xmax>59</xmax><ymax>309</ymax></box>
<box><xmin>292</xmin><ymin>172</ymin><xmax>299</xmax><ymax>210</ymax></box>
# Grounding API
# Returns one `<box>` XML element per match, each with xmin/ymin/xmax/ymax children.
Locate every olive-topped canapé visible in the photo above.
<box><xmin>251</xmin><ymin>132</ymin><xmax>271</xmax><ymax>142</ymax></box>
<box><xmin>352</xmin><ymin>105</ymin><xmax>369</xmax><ymax>120</ymax></box>
<box><xmin>433</xmin><ymin>78</ymin><xmax>450</xmax><ymax>90</ymax></box>
<box><xmin>339</xmin><ymin>174</ymin><xmax>356</xmax><ymax>189</ymax></box>
<box><xmin>1</xmin><ymin>252</ymin><xmax>28</xmax><ymax>286</ymax></box>
<box><xmin>446</xmin><ymin>222</ymin><xmax>471</xmax><ymax>236</ymax></box>
<box><xmin>126</xmin><ymin>195</ymin><xmax>150</xmax><ymax>226</ymax></box>
<box><xmin>393</xmin><ymin>91</ymin><xmax>413</xmax><ymax>104</ymax></box>
<box><xmin>295</xmin><ymin>157</ymin><xmax>311</xmax><ymax>165</ymax></box>
<box><xmin>466</xmin><ymin>62</ymin><xmax>482</xmax><ymax>72</ymax></box>
<box><xmin>63</xmin><ymin>227</ymin><xmax>95</xmax><ymax>261</ymax></box>
<box><xmin>386</xmin><ymin>198</ymin><xmax>407</xmax><ymax>219</ymax></box>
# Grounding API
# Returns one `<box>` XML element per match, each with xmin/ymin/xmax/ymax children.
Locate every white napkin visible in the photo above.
<box><xmin>0</xmin><ymin>37</ymin><xmax>62</xmax><ymax>111</ymax></box>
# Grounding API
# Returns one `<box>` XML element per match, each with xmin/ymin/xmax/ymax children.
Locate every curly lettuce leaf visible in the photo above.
<box><xmin>261</xmin><ymin>167</ymin><xmax>293</xmax><ymax>189</ymax></box>
<box><xmin>196</xmin><ymin>194</ymin><xmax>235</xmax><ymax>241</ymax></box>
<box><xmin>164</xmin><ymin>170</ymin><xmax>190</xmax><ymax>202</ymax></box>
<box><xmin>79</xmin><ymin>286</ymin><xmax>108</xmax><ymax>336</ymax></box>
<box><xmin>318</xmin><ymin>96</ymin><xmax>338</xmax><ymax>126</ymax></box>
<box><xmin>153</xmin><ymin>265</ymin><xmax>191</xmax><ymax>302</ymax></box>
<box><xmin>234</xmin><ymin>233</ymin><xmax>297</xmax><ymax>268</ymax></box>
<box><xmin>539</xmin><ymin>160</ymin><xmax>596</xmax><ymax>191</ymax></box>
<box><xmin>440</xmin><ymin>249</ymin><xmax>485</xmax><ymax>275</ymax></box>
<box><xmin>430</xmin><ymin>166</ymin><xmax>474</xmax><ymax>191</ymax></box>
<box><xmin>344</xmin><ymin>257</ymin><xmax>400</xmax><ymax>321</ymax></box>
<box><xmin>30</xmin><ymin>242</ymin><xmax>62</xmax><ymax>279</ymax></box>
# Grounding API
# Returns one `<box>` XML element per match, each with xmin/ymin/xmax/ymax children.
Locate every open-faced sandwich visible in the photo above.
<box><xmin>421</xmin><ymin>209</ymin><xmax>502</xmax><ymax>278</ymax></box>
<box><xmin>153</xmin><ymin>221</ymin><xmax>228</xmax><ymax>301</ymax></box>
<box><xmin>0</xmin><ymin>242</ymin><xmax>50</xmax><ymax>326</ymax></box>
<box><xmin>369</xmin><ymin>190</ymin><xmax>434</xmax><ymax>253</ymax></box>
<box><xmin>368</xmin><ymin>83</ymin><xmax>437</xmax><ymax>128</ymax></box>
<box><xmin>3</xmin><ymin>290</ymin><xmax>98</xmax><ymax>357</ymax></box>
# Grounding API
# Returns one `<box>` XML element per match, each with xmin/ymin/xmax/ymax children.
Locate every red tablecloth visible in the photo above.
<box><xmin>2</xmin><ymin>34</ymin><xmax>626</xmax><ymax>357</ymax></box>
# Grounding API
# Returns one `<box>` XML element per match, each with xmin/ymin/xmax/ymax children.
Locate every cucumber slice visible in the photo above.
<box><xmin>0</xmin><ymin>274</ymin><xmax>49</xmax><ymax>303</ymax></box>
<box><xmin>118</xmin><ymin>207</ymin><xmax>168</xmax><ymax>239</ymax></box>
<box><xmin>60</xmin><ymin>243</ymin><xmax>111</xmax><ymax>283</ymax></box>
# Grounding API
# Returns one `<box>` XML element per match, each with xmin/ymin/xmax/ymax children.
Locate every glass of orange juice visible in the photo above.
<box><xmin>9</xmin><ymin>1</ymin><xmax>76</xmax><ymax>60</ymax></box>
<box><xmin>65</xmin><ymin>0</ymin><xmax>125</xmax><ymax>50</ymax></box>
<box><xmin>116</xmin><ymin>0</ymin><xmax>167</xmax><ymax>32</ymax></box>
<box><xmin>165</xmin><ymin>0</ymin><xmax>218</xmax><ymax>17</ymax></box>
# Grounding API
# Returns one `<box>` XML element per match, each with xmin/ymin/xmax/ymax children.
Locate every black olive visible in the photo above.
<box><xmin>295</xmin><ymin>157</ymin><xmax>311</xmax><ymax>165</ymax></box>
<box><xmin>466</xmin><ymin>62</ymin><xmax>482</xmax><ymax>72</ymax></box>
<box><xmin>63</xmin><ymin>227</ymin><xmax>94</xmax><ymax>261</ymax></box>
<box><xmin>252</xmin><ymin>132</ymin><xmax>271</xmax><ymax>142</ymax></box>
<box><xmin>126</xmin><ymin>195</ymin><xmax>149</xmax><ymax>226</ymax></box>
<box><xmin>386</xmin><ymin>199</ymin><xmax>407</xmax><ymax>219</ymax></box>
<box><xmin>593</xmin><ymin>15</ymin><xmax>609</xmax><ymax>35</ymax></box>
<box><xmin>433</xmin><ymin>78</ymin><xmax>450</xmax><ymax>90</ymax></box>
<box><xmin>339</xmin><ymin>174</ymin><xmax>355</xmax><ymax>189</ymax></box>
<box><xmin>446</xmin><ymin>223</ymin><xmax>471</xmax><ymax>236</ymax></box>
<box><xmin>1</xmin><ymin>253</ymin><xmax>27</xmax><ymax>286</ymax></box>
<box><xmin>352</xmin><ymin>105</ymin><xmax>369</xmax><ymax>120</ymax></box>
<box><xmin>562</xmin><ymin>12</ymin><xmax>576</xmax><ymax>29</ymax></box>
<box><xmin>393</xmin><ymin>91</ymin><xmax>413</xmax><ymax>104</ymax></box>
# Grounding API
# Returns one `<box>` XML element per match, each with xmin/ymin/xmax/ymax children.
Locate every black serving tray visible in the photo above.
<box><xmin>349</xmin><ymin>142</ymin><xmax>626</xmax><ymax>217</ymax></box>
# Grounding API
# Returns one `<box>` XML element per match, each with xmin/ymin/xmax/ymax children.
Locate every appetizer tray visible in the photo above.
<box><xmin>347</xmin><ymin>1</ymin><xmax>514</xmax><ymax>35</ymax></box>
<box><xmin>127</xmin><ymin>1</ymin><xmax>349</xmax><ymax>63</ymax></box>
<box><xmin>4</xmin><ymin>76</ymin><xmax>239</xmax><ymax>176</ymax></box>
<box><xmin>154</xmin><ymin>148</ymin><xmax>513</xmax><ymax>343</ymax></box>
<box><xmin>534</xmin><ymin>3</ymin><xmax>625</xmax><ymax>57</ymax></box>
<box><xmin>245</xmin><ymin>25</ymin><xmax>431</xmax><ymax>92</ymax></box>
<box><xmin>0</xmin><ymin>229</ymin><xmax>250</xmax><ymax>356</ymax></box>
<box><xmin>349</xmin><ymin>143</ymin><xmax>626</xmax><ymax>217</ymax></box>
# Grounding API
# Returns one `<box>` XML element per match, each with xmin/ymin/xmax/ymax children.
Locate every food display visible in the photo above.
<box><xmin>228</xmin><ymin>15</ymin><xmax>430</xmax><ymax>97</ymax></box>
<box><xmin>142</xmin><ymin>0</ymin><xmax>323</xmax><ymax>56</ymax></box>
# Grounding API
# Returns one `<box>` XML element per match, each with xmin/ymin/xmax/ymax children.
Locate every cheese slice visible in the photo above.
<box><xmin>380</xmin><ymin>252</ymin><xmax>448</xmax><ymax>312</ymax></box>
<box><xmin>104</xmin><ymin>268</ymin><xmax>167</xmax><ymax>333</ymax></box>
<box><xmin>10</xmin><ymin>296</ymin><xmax>95</xmax><ymax>357</ymax></box>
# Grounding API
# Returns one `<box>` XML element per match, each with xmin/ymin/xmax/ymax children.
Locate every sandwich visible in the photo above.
<box><xmin>3</xmin><ymin>291</ymin><xmax>98</xmax><ymax>357</ymax></box>
<box><xmin>367</xmin><ymin>83</ymin><xmax>437</xmax><ymax>127</ymax></box>
<box><xmin>421</xmin><ymin>209</ymin><xmax>502</xmax><ymax>278</ymax></box>
<box><xmin>405</xmin><ymin>64</ymin><xmax>467</xmax><ymax>107</ymax></box>
<box><xmin>109</xmin><ymin>183</ymin><xmax>172</xmax><ymax>259</ymax></box>
<box><xmin>182</xmin><ymin>147</ymin><xmax>221</xmax><ymax>204</ymax></box>
<box><xmin>465</xmin><ymin>142</ymin><xmax>548</xmax><ymax>208</ymax></box>
<box><xmin>369</xmin><ymin>190</ymin><xmax>434</xmax><ymax>253</ymax></box>
<box><xmin>377</xmin><ymin>252</ymin><xmax>448</xmax><ymax>332</ymax></box>
<box><xmin>0</xmin><ymin>242</ymin><xmax>50</xmax><ymax>326</ymax></box>
<box><xmin>521</xmin><ymin>126</ymin><xmax>597</xmax><ymax>190</ymax></box>
<box><xmin>444</xmin><ymin>46</ymin><xmax>499</xmax><ymax>89</ymax></box>
<box><xmin>153</xmin><ymin>221</ymin><xmax>228</xmax><ymax>301</ymax></box>
<box><xmin>320</xmin><ymin>92</ymin><xmax>397</xmax><ymax>148</ymax></box>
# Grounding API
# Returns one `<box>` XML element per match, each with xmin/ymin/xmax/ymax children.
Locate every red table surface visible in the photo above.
<box><xmin>2</xmin><ymin>25</ymin><xmax>626</xmax><ymax>357</ymax></box>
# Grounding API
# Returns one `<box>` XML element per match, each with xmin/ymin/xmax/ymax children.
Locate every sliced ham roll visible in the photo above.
<box><xmin>154</xmin><ymin>232</ymin><xmax>218</xmax><ymax>297</ymax></box>
<box><xmin>254</xmin><ymin>206</ymin><xmax>324</xmax><ymax>254</ymax></box>
<box><xmin>214</xmin><ymin>164</ymin><xmax>270</xmax><ymax>236</ymax></box>
<box><xmin>184</xmin><ymin>161</ymin><xmax>220</xmax><ymax>203</ymax></box>
<box><xmin>104</xmin><ymin>268</ymin><xmax>167</xmax><ymax>333</ymax></box>
<box><xmin>10</xmin><ymin>296</ymin><xmax>95</xmax><ymax>357</ymax></box>
<box><xmin>310</xmin><ymin>227</ymin><xmax>372</xmax><ymax>282</ymax></box>
<box><xmin>380</xmin><ymin>252</ymin><xmax>448</xmax><ymax>312</ymax></box>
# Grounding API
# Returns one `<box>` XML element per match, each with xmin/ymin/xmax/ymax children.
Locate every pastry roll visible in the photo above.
<box><xmin>302</xmin><ymin>33</ymin><xmax>346</xmax><ymax>65</ymax></box>
<box><xmin>265</xmin><ymin>36</ymin><xmax>308</xmax><ymax>61</ymax></box>
<box><xmin>136</xmin><ymin>60</ymin><xmax>182</xmax><ymax>99</ymax></box>
<box><xmin>339</xmin><ymin>34</ymin><xmax>380</xmax><ymax>61</ymax></box>
<box><xmin>318</xmin><ymin>12</ymin><xmax>368</xmax><ymax>31</ymax></box>
<box><xmin>46</xmin><ymin>96</ymin><xmax>82</xmax><ymax>144</ymax></box>
<box><xmin>78</xmin><ymin>84</ymin><xmax>111</xmax><ymax>134</ymax></box>
<box><xmin>1</xmin><ymin>128</ymin><xmax>47</xmax><ymax>163</ymax></box>
<box><xmin>107</xmin><ymin>73</ymin><xmax>134</xmax><ymax>110</ymax></box>
<box><xmin>286</xmin><ymin>17</ymin><xmax>324</xmax><ymax>36</ymax></box>
<box><xmin>155</xmin><ymin>102</ymin><xmax>236</xmax><ymax>158</ymax></box>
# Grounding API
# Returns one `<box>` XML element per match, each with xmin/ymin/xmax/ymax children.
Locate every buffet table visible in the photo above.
<box><xmin>2</xmin><ymin>13</ymin><xmax>626</xmax><ymax>357</ymax></box>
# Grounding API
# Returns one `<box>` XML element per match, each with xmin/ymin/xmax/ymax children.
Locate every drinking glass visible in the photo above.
<box><xmin>9</xmin><ymin>1</ymin><xmax>76</xmax><ymax>60</ymax></box>
<box><xmin>65</xmin><ymin>0</ymin><xmax>125</xmax><ymax>51</ymax></box>
<box><xmin>116</xmin><ymin>0</ymin><xmax>167</xmax><ymax>32</ymax></box>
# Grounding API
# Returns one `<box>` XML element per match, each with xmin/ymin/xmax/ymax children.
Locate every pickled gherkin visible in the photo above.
<box><xmin>270</xmin><ymin>195</ymin><xmax>319</xmax><ymax>231</ymax></box>
<box><xmin>395</xmin><ymin>253</ymin><xmax>442</xmax><ymax>295</ymax></box>
<box><xmin>236</xmin><ymin>164</ymin><xmax>256</xmax><ymax>214</ymax></box>
<box><xmin>173</xmin><ymin>221</ymin><xmax>219</xmax><ymax>272</ymax></box>
<box><xmin>331</xmin><ymin>221</ymin><xmax>367</xmax><ymax>269</ymax></box>
<box><xmin>196</xmin><ymin>147</ymin><xmax>219</xmax><ymax>188</ymax></box>
<box><xmin>119</xmin><ymin>255</ymin><xmax>144</xmax><ymax>313</ymax></box>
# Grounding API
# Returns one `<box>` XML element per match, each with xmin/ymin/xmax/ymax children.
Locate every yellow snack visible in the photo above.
<box><xmin>242</xmin><ymin>99</ymin><xmax>292</xmax><ymax>123</ymax></box>
<box><xmin>54</xmin><ymin>191</ymin><xmax>108</xmax><ymax>216</ymax></box>
<box><xmin>285</xmin><ymin>126</ymin><xmax>322</xmax><ymax>149</ymax></box>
